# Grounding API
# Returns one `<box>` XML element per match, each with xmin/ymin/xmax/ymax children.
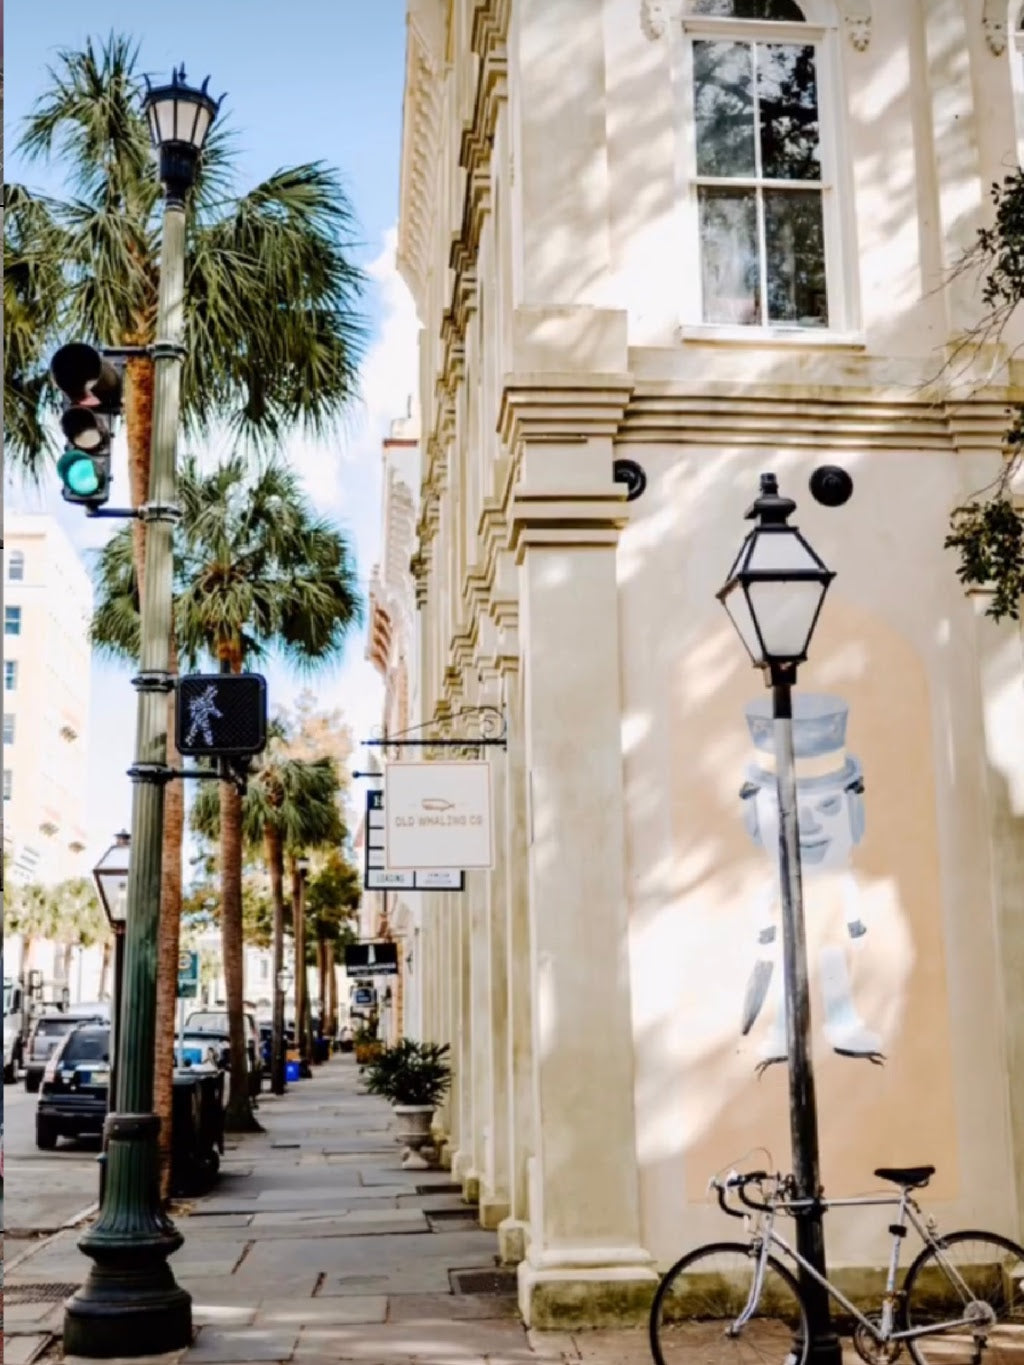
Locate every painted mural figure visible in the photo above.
<box><xmin>739</xmin><ymin>692</ymin><xmax>884</xmax><ymax>1072</ymax></box>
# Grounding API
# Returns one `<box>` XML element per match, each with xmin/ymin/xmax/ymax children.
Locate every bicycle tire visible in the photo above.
<box><xmin>903</xmin><ymin>1228</ymin><xmax>1024</xmax><ymax>1365</ymax></box>
<box><xmin>649</xmin><ymin>1239</ymin><xmax>810</xmax><ymax>1365</ymax></box>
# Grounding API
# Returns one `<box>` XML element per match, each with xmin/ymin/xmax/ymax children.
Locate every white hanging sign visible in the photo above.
<box><xmin>384</xmin><ymin>760</ymin><xmax>494</xmax><ymax>870</ymax></box>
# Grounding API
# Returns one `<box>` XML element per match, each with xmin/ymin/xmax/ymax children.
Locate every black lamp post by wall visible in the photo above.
<box><xmin>295</xmin><ymin>856</ymin><xmax>312</xmax><ymax>1076</ymax></box>
<box><xmin>92</xmin><ymin>831</ymin><xmax>130</xmax><ymax>1111</ymax></box>
<box><xmin>717</xmin><ymin>472</ymin><xmax>842</xmax><ymax>1365</ymax></box>
<box><xmin>64</xmin><ymin>67</ymin><xmax>220</xmax><ymax>1359</ymax></box>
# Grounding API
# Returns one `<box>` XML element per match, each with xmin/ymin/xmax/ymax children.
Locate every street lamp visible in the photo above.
<box><xmin>64</xmin><ymin>68</ymin><xmax>221</xmax><ymax>1360</ymax></box>
<box><xmin>92</xmin><ymin>831</ymin><xmax>130</xmax><ymax>1111</ymax></box>
<box><xmin>718</xmin><ymin>472</ymin><xmax>841</xmax><ymax>1365</ymax></box>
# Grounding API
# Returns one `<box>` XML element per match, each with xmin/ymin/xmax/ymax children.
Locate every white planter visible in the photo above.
<box><xmin>392</xmin><ymin>1103</ymin><xmax>438</xmax><ymax>1168</ymax></box>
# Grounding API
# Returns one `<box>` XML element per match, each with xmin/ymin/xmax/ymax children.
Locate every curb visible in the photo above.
<box><xmin>6</xmin><ymin>1200</ymin><xmax>98</xmax><ymax>1276</ymax></box>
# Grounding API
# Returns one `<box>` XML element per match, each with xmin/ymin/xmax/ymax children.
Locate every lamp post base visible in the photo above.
<box><xmin>64</xmin><ymin>1114</ymin><xmax>192</xmax><ymax>1358</ymax></box>
<box><xmin>64</xmin><ymin>1268</ymin><xmax>192</xmax><ymax>1358</ymax></box>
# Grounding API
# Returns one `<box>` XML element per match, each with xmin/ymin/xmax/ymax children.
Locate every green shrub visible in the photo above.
<box><xmin>363</xmin><ymin>1038</ymin><xmax>452</xmax><ymax>1107</ymax></box>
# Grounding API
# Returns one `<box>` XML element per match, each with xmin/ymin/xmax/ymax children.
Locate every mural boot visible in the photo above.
<box><xmin>755</xmin><ymin>997</ymin><xmax>788</xmax><ymax>1074</ymax></box>
<box><xmin>819</xmin><ymin>945</ymin><xmax>884</xmax><ymax>1063</ymax></box>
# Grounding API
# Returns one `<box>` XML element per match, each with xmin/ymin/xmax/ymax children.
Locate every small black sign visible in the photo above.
<box><xmin>344</xmin><ymin>942</ymin><xmax>399</xmax><ymax>977</ymax></box>
<box><xmin>175</xmin><ymin>673</ymin><xmax>268</xmax><ymax>757</ymax></box>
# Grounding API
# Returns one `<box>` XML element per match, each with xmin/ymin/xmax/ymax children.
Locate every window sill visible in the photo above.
<box><xmin>678</xmin><ymin>325</ymin><xmax>867</xmax><ymax>350</ymax></box>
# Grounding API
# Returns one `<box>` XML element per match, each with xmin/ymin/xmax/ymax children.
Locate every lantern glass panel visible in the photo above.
<box><xmin>746</xmin><ymin>578</ymin><xmax>826</xmax><ymax>659</ymax></box>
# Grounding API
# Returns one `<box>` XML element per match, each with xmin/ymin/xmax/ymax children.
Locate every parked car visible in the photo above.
<box><xmin>184</xmin><ymin>1010</ymin><xmax>263</xmax><ymax>1096</ymax></box>
<box><xmin>175</xmin><ymin>1029</ymin><xmax>231</xmax><ymax>1070</ymax></box>
<box><xmin>24</xmin><ymin>1004</ymin><xmax>109</xmax><ymax>1094</ymax></box>
<box><xmin>36</xmin><ymin>1023</ymin><xmax>111</xmax><ymax>1149</ymax></box>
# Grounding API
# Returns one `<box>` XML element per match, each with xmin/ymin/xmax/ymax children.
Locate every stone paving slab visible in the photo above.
<box><xmin>293</xmin><ymin>1320</ymin><xmax>561</xmax><ymax>1362</ymax></box>
<box><xmin>64</xmin><ymin>1353</ymin><xmax>187</xmax><ymax>1365</ymax></box>
<box><xmin>183</xmin><ymin>1325</ymin><xmax>300</xmax><ymax>1363</ymax></box>
<box><xmin>253</xmin><ymin>1295</ymin><xmax>388</xmax><ymax>1326</ymax></box>
<box><xmin>249</xmin><ymin>1208</ymin><xmax>428</xmax><ymax>1235</ymax></box>
<box><xmin>3</xmin><ymin>1334</ymin><xmax>50</xmax><ymax>1365</ymax></box>
<box><xmin>178</xmin><ymin>1274</ymin><xmax>322</xmax><ymax>1303</ymax></box>
<box><xmin>385</xmin><ymin>1294</ymin><xmax>521</xmax><ymax>1323</ymax></box>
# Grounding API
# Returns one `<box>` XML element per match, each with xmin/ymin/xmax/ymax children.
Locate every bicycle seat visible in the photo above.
<box><xmin>874</xmin><ymin>1165</ymin><xmax>935</xmax><ymax>1188</ymax></box>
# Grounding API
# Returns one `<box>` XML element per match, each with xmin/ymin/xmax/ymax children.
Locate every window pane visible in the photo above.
<box><xmin>3</xmin><ymin>715</ymin><xmax>14</xmax><ymax>744</ymax></box>
<box><xmin>764</xmin><ymin>188</ymin><xmax>828</xmax><ymax>326</ymax></box>
<box><xmin>4</xmin><ymin>662</ymin><xmax>17</xmax><ymax>690</ymax></box>
<box><xmin>758</xmin><ymin>45</ymin><xmax>821</xmax><ymax>180</ymax></box>
<box><xmin>693</xmin><ymin>0</ymin><xmax>806</xmax><ymax>18</ymax></box>
<box><xmin>8</xmin><ymin>552</ymin><xmax>25</xmax><ymax>581</ymax></box>
<box><xmin>699</xmin><ymin>187</ymin><xmax>761</xmax><ymax>324</ymax></box>
<box><xmin>694</xmin><ymin>42</ymin><xmax>756</xmax><ymax>177</ymax></box>
<box><xmin>4</xmin><ymin>606</ymin><xmax>21</xmax><ymax>635</ymax></box>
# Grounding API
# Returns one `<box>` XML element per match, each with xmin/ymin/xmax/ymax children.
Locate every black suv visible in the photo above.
<box><xmin>36</xmin><ymin>1024</ymin><xmax>110</xmax><ymax>1149</ymax></box>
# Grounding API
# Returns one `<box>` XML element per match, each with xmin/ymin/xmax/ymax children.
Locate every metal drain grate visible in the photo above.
<box><xmin>427</xmin><ymin>1206</ymin><xmax>478</xmax><ymax>1220</ymax></box>
<box><xmin>6</xmin><ymin>1283</ymin><xmax>80</xmax><ymax>1304</ymax></box>
<box><xmin>450</xmin><ymin>1267</ymin><xmax>518</xmax><ymax>1296</ymax></box>
<box><xmin>417</xmin><ymin>1182</ymin><xmax>462</xmax><ymax>1195</ymax></box>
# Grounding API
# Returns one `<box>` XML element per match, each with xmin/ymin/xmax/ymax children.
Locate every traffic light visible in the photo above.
<box><xmin>50</xmin><ymin>343</ymin><xmax>123</xmax><ymax>507</ymax></box>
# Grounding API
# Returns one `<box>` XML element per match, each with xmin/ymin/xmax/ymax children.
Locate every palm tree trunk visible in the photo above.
<box><xmin>154</xmin><ymin>630</ymin><xmax>185</xmax><ymax>1199</ymax></box>
<box><xmin>124</xmin><ymin>353</ymin><xmax>155</xmax><ymax>588</ymax></box>
<box><xmin>220</xmin><ymin>647</ymin><xmax>258</xmax><ymax>1130</ymax></box>
<box><xmin>327</xmin><ymin>951</ymin><xmax>338</xmax><ymax>1042</ymax></box>
<box><xmin>266</xmin><ymin>825</ymin><xmax>286</xmax><ymax>1095</ymax></box>
<box><xmin>317</xmin><ymin>931</ymin><xmax>327</xmax><ymax>1049</ymax></box>
<box><xmin>289</xmin><ymin>858</ymin><xmax>308</xmax><ymax>1073</ymax></box>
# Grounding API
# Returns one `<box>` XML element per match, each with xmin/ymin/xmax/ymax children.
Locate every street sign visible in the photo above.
<box><xmin>177</xmin><ymin>950</ymin><xmax>199</xmax><ymax>999</ymax></box>
<box><xmin>344</xmin><ymin>942</ymin><xmax>399</xmax><ymax>977</ymax></box>
<box><xmin>175</xmin><ymin>673</ymin><xmax>268</xmax><ymax>757</ymax></box>
<box><xmin>363</xmin><ymin>790</ymin><xmax>464</xmax><ymax>891</ymax></box>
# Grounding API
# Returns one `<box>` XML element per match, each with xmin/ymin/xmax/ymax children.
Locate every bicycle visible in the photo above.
<box><xmin>649</xmin><ymin>1164</ymin><xmax>1024</xmax><ymax>1365</ymax></box>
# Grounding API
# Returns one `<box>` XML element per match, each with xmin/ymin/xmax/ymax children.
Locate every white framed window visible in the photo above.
<box><xmin>7</xmin><ymin>550</ymin><xmax>25</xmax><ymax>581</ymax></box>
<box><xmin>3</xmin><ymin>770</ymin><xmax>12</xmax><ymax>802</ymax></box>
<box><xmin>4</xmin><ymin>661</ymin><xmax>17</xmax><ymax>691</ymax></box>
<box><xmin>3</xmin><ymin>714</ymin><xmax>14</xmax><ymax>745</ymax></box>
<box><xmin>5</xmin><ymin>606</ymin><xmax>22</xmax><ymax>636</ymax></box>
<box><xmin>676</xmin><ymin>0</ymin><xmax>856</xmax><ymax>337</ymax></box>
<box><xmin>1013</xmin><ymin>4</ymin><xmax>1024</xmax><ymax>166</ymax></box>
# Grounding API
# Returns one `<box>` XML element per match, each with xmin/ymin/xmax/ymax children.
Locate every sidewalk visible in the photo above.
<box><xmin>4</xmin><ymin>1055</ymin><xmax>653</xmax><ymax>1365</ymax></box>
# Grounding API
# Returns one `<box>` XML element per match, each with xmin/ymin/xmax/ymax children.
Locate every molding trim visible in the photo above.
<box><xmin>982</xmin><ymin>0</ymin><xmax>1008</xmax><ymax>55</ymax></box>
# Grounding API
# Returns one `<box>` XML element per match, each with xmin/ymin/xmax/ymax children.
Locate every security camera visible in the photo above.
<box><xmin>809</xmin><ymin>465</ymin><xmax>853</xmax><ymax>508</ymax></box>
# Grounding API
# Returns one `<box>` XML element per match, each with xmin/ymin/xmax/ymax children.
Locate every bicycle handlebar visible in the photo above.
<box><xmin>713</xmin><ymin>1170</ymin><xmax>771</xmax><ymax>1218</ymax></box>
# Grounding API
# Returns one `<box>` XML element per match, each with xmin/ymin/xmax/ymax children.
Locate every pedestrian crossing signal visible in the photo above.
<box><xmin>175</xmin><ymin>673</ymin><xmax>268</xmax><ymax>757</ymax></box>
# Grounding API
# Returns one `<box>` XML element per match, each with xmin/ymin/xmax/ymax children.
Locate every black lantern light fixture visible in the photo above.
<box><xmin>93</xmin><ymin>830</ymin><xmax>131</xmax><ymax>934</ymax></box>
<box><xmin>717</xmin><ymin>473</ymin><xmax>834</xmax><ymax>683</ymax></box>
<box><xmin>142</xmin><ymin>66</ymin><xmax>222</xmax><ymax>204</ymax></box>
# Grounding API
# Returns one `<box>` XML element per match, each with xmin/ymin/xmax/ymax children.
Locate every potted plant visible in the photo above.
<box><xmin>353</xmin><ymin>1023</ymin><xmax>383</xmax><ymax>1067</ymax></box>
<box><xmin>363</xmin><ymin>1039</ymin><xmax>451</xmax><ymax>1166</ymax></box>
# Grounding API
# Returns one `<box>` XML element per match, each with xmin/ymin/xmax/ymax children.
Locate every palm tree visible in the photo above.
<box><xmin>7</xmin><ymin>32</ymin><xmax>365</xmax><ymax>1179</ymax></box>
<box><xmin>306</xmin><ymin>851</ymin><xmax>361</xmax><ymax>1040</ymax></box>
<box><xmin>195</xmin><ymin>738</ymin><xmax>345</xmax><ymax>1092</ymax></box>
<box><xmin>94</xmin><ymin>456</ymin><xmax>361</xmax><ymax>1130</ymax></box>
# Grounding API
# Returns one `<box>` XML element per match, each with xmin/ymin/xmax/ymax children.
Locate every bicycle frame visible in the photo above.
<box><xmin>736</xmin><ymin>1185</ymin><xmax>989</xmax><ymax>1345</ymax></box>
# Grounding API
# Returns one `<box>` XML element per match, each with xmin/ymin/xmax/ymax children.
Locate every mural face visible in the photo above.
<box><xmin>738</xmin><ymin>693</ymin><xmax>883</xmax><ymax>1070</ymax></box>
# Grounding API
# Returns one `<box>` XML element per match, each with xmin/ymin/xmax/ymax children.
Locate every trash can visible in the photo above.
<box><xmin>171</xmin><ymin>1066</ymin><xmax>224</xmax><ymax>1195</ymax></box>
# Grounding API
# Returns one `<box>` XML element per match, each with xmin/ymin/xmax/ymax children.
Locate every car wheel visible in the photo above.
<box><xmin>25</xmin><ymin>1070</ymin><xmax>42</xmax><ymax>1094</ymax></box>
<box><xmin>36</xmin><ymin>1118</ymin><xmax>59</xmax><ymax>1150</ymax></box>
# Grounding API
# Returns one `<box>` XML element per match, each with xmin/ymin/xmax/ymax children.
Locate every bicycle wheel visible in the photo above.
<box><xmin>650</xmin><ymin>1240</ymin><xmax>810</xmax><ymax>1365</ymax></box>
<box><xmin>903</xmin><ymin>1230</ymin><xmax>1024</xmax><ymax>1365</ymax></box>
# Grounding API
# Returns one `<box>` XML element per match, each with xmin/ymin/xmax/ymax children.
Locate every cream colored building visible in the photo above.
<box><xmin>3</xmin><ymin>515</ymin><xmax>92</xmax><ymax>887</ymax></box>
<box><xmin>397</xmin><ymin>0</ymin><xmax>1024</xmax><ymax>1329</ymax></box>
<box><xmin>365</xmin><ymin>410</ymin><xmax>425</xmax><ymax>1041</ymax></box>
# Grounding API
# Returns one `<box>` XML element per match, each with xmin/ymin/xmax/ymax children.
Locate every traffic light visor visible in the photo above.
<box><xmin>51</xmin><ymin>343</ymin><xmax>120</xmax><ymax>406</ymax></box>
<box><xmin>61</xmin><ymin>407</ymin><xmax>110</xmax><ymax>451</ymax></box>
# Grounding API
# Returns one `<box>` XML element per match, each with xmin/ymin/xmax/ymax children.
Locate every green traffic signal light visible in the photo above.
<box><xmin>57</xmin><ymin>449</ymin><xmax>107</xmax><ymax>504</ymax></box>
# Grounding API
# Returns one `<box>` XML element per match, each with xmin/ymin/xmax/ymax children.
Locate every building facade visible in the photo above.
<box><xmin>365</xmin><ymin>410</ymin><xmax>425</xmax><ymax>1042</ymax></box>
<box><xmin>397</xmin><ymin>0</ymin><xmax>1024</xmax><ymax>1329</ymax></box>
<box><xmin>3</xmin><ymin>516</ymin><xmax>93</xmax><ymax>887</ymax></box>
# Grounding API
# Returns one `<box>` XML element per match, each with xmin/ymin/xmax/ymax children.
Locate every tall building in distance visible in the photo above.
<box><xmin>4</xmin><ymin>515</ymin><xmax>93</xmax><ymax>886</ymax></box>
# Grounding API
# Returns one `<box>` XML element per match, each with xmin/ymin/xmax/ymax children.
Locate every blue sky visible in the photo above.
<box><xmin>4</xmin><ymin>1</ymin><xmax>418</xmax><ymax>868</ymax></box>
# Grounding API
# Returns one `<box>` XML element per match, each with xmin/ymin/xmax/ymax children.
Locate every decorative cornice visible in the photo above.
<box><xmin>982</xmin><ymin>0</ymin><xmax>1008</xmax><ymax>55</ymax></box>
<box><xmin>498</xmin><ymin>377</ymin><xmax>635</xmax><ymax>453</ymax></box>
<box><xmin>397</xmin><ymin>12</ymin><xmax>445</xmax><ymax>313</ymax></box>
<box><xmin>839</xmin><ymin>0</ymin><xmax>872</xmax><ymax>51</ymax></box>
<box><xmin>640</xmin><ymin>0</ymin><xmax>682</xmax><ymax>41</ymax></box>
<box><xmin>616</xmin><ymin>385</ymin><xmax>1022</xmax><ymax>450</ymax></box>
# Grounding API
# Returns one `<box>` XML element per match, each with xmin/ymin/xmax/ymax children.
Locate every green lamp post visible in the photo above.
<box><xmin>63</xmin><ymin>66</ymin><xmax>221</xmax><ymax>1358</ymax></box>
